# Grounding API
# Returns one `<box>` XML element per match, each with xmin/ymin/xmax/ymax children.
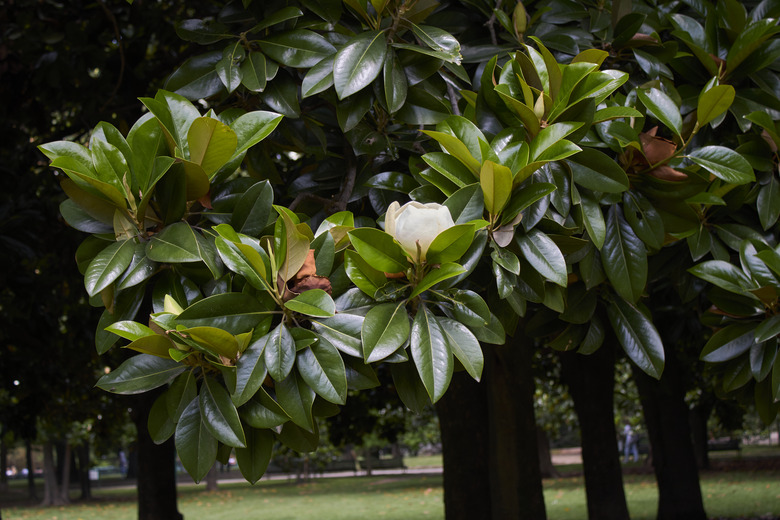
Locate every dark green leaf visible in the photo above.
<box><xmin>334</xmin><ymin>31</ymin><xmax>388</xmax><ymax>99</ymax></box>
<box><xmin>602</xmin><ymin>206</ymin><xmax>647</xmax><ymax>303</ymax></box>
<box><xmin>200</xmin><ymin>377</ymin><xmax>246</xmax><ymax>448</ymax></box>
<box><xmin>175</xmin><ymin>398</ymin><xmax>217</xmax><ymax>483</ymax></box>
<box><xmin>296</xmin><ymin>340</ymin><xmax>347</xmax><ymax>404</ymax></box>
<box><xmin>516</xmin><ymin>229</ymin><xmax>568</xmax><ymax>287</ymax></box>
<box><xmin>362</xmin><ymin>302</ymin><xmax>411</xmax><ymax>363</ymax></box>
<box><xmin>264</xmin><ymin>323</ymin><xmax>296</xmax><ymax>381</ymax></box>
<box><xmin>607</xmin><ymin>298</ymin><xmax>664</xmax><ymax>379</ymax></box>
<box><xmin>411</xmin><ymin>305</ymin><xmax>453</xmax><ymax>402</ymax></box>
<box><xmin>96</xmin><ymin>354</ymin><xmax>185</xmax><ymax>394</ymax></box>
<box><xmin>688</xmin><ymin>146</ymin><xmax>755</xmax><ymax>185</ymax></box>
<box><xmin>235</xmin><ymin>428</ymin><xmax>274</xmax><ymax>484</ymax></box>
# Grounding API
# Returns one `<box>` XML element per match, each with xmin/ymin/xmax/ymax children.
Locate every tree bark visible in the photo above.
<box><xmin>537</xmin><ymin>427</ymin><xmax>558</xmax><ymax>479</ymax></box>
<box><xmin>633</xmin><ymin>355</ymin><xmax>707</xmax><ymax>520</ymax></box>
<box><xmin>58</xmin><ymin>443</ymin><xmax>72</xmax><ymax>504</ymax></box>
<box><xmin>486</xmin><ymin>338</ymin><xmax>547</xmax><ymax>520</ymax></box>
<box><xmin>0</xmin><ymin>430</ymin><xmax>8</xmax><ymax>493</ymax></box>
<box><xmin>77</xmin><ymin>441</ymin><xmax>91</xmax><ymax>500</ymax></box>
<box><xmin>559</xmin><ymin>343</ymin><xmax>629</xmax><ymax>520</ymax></box>
<box><xmin>129</xmin><ymin>390</ymin><xmax>183</xmax><ymax>520</ymax></box>
<box><xmin>437</xmin><ymin>370</ymin><xmax>493</xmax><ymax>519</ymax></box>
<box><xmin>205</xmin><ymin>465</ymin><xmax>218</xmax><ymax>492</ymax></box>
<box><xmin>25</xmin><ymin>439</ymin><xmax>36</xmax><ymax>500</ymax></box>
<box><xmin>689</xmin><ymin>403</ymin><xmax>711</xmax><ymax>470</ymax></box>
<box><xmin>42</xmin><ymin>442</ymin><xmax>67</xmax><ymax>506</ymax></box>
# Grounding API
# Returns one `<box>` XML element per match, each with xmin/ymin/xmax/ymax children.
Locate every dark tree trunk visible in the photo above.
<box><xmin>25</xmin><ymin>439</ymin><xmax>37</xmax><ymax>500</ymax></box>
<box><xmin>689</xmin><ymin>403</ymin><xmax>711</xmax><ymax>470</ymax></box>
<box><xmin>437</xmin><ymin>369</ymin><xmax>493</xmax><ymax>520</ymax></box>
<box><xmin>485</xmin><ymin>337</ymin><xmax>547</xmax><ymax>520</ymax></box>
<box><xmin>560</xmin><ymin>343</ymin><xmax>629</xmax><ymax>520</ymax></box>
<box><xmin>205</xmin><ymin>465</ymin><xmax>218</xmax><ymax>491</ymax></box>
<box><xmin>437</xmin><ymin>334</ymin><xmax>547</xmax><ymax>520</ymax></box>
<box><xmin>77</xmin><ymin>441</ymin><xmax>91</xmax><ymax>500</ymax></box>
<box><xmin>537</xmin><ymin>427</ymin><xmax>558</xmax><ymax>479</ymax></box>
<box><xmin>633</xmin><ymin>354</ymin><xmax>707</xmax><ymax>520</ymax></box>
<box><xmin>0</xmin><ymin>430</ymin><xmax>8</xmax><ymax>493</ymax></box>
<box><xmin>129</xmin><ymin>390</ymin><xmax>183</xmax><ymax>520</ymax></box>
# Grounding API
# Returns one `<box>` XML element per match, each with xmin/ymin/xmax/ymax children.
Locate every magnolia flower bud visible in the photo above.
<box><xmin>385</xmin><ymin>201</ymin><xmax>455</xmax><ymax>262</ymax></box>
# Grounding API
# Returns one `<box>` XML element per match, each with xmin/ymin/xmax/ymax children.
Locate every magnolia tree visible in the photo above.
<box><xmin>39</xmin><ymin>0</ymin><xmax>779</xmax><ymax>487</ymax></box>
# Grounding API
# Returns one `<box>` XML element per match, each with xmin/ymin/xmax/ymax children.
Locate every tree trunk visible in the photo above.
<box><xmin>77</xmin><ymin>441</ymin><xmax>91</xmax><ymax>500</ymax></box>
<box><xmin>537</xmin><ymin>427</ymin><xmax>558</xmax><ymax>479</ymax></box>
<box><xmin>437</xmin><ymin>334</ymin><xmax>547</xmax><ymax>520</ymax></box>
<box><xmin>205</xmin><ymin>465</ymin><xmax>218</xmax><ymax>492</ymax></box>
<box><xmin>486</xmin><ymin>338</ymin><xmax>547</xmax><ymax>520</ymax></box>
<box><xmin>559</xmin><ymin>343</ymin><xmax>629</xmax><ymax>520</ymax></box>
<box><xmin>129</xmin><ymin>390</ymin><xmax>183</xmax><ymax>520</ymax></box>
<box><xmin>437</xmin><ymin>370</ymin><xmax>493</xmax><ymax>520</ymax></box>
<box><xmin>25</xmin><ymin>439</ymin><xmax>36</xmax><ymax>500</ymax></box>
<box><xmin>42</xmin><ymin>442</ymin><xmax>67</xmax><ymax>506</ymax></box>
<box><xmin>689</xmin><ymin>403</ymin><xmax>711</xmax><ymax>470</ymax></box>
<box><xmin>633</xmin><ymin>355</ymin><xmax>707</xmax><ymax>520</ymax></box>
<box><xmin>58</xmin><ymin>443</ymin><xmax>72</xmax><ymax>504</ymax></box>
<box><xmin>0</xmin><ymin>430</ymin><xmax>8</xmax><ymax>493</ymax></box>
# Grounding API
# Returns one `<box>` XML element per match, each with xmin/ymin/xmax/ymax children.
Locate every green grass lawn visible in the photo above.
<box><xmin>3</xmin><ymin>455</ymin><xmax>778</xmax><ymax>520</ymax></box>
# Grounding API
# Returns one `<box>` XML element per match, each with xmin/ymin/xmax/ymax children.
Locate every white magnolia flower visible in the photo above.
<box><xmin>385</xmin><ymin>201</ymin><xmax>455</xmax><ymax>262</ymax></box>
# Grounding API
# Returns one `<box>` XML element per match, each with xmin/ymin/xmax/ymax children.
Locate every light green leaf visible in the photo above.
<box><xmin>285</xmin><ymin>289</ymin><xmax>336</xmax><ymax>318</ymax></box>
<box><xmin>638</xmin><ymin>88</ymin><xmax>682</xmax><ymax>136</ymax></box>
<box><xmin>697</xmin><ymin>84</ymin><xmax>735</xmax><ymax>127</ymax></box>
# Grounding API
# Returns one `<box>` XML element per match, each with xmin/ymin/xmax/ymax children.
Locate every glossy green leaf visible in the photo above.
<box><xmin>148</xmin><ymin>393</ymin><xmax>175</xmax><ymax>444</ymax></box>
<box><xmin>259</xmin><ymin>30</ymin><xmax>336</xmax><ymax>68</ymax></box>
<box><xmin>637</xmin><ymin>88</ymin><xmax>682</xmax><ymax>136</ymax></box>
<box><xmin>167</xmin><ymin>370</ymin><xmax>198</xmax><ymax>423</ymax></box>
<box><xmin>411</xmin><ymin>306</ymin><xmax>453</xmax><ymax>403</ymax></box>
<box><xmin>125</xmin><ymin>335</ymin><xmax>173</xmax><ymax>359</ymax></box>
<box><xmin>187</xmin><ymin>117</ymin><xmax>237</xmax><ymax>177</ymax></box>
<box><xmin>688</xmin><ymin>146</ymin><xmax>755</xmax><ymax>185</ymax></box>
<box><xmin>239</xmin><ymin>387</ymin><xmax>290</xmax><ymax>429</ymax></box>
<box><xmin>176</xmin><ymin>293</ymin><xmax>269</xmax><ymax>335</ymax></box>
<box><xmin>232</xmin><ymin>111</ymin><xmax>284</xmax><ymax>156</ymax></box>
<box><xmin>146</xmin><ymin>222</ymin><xmax>202</xmax><ymax>263</ymax></box>
<box><xmin>410</xmin><ymin>263</ymin><xmax>467</xmax><ymax>298</ymax></box>
<box><xmin>200</xmin><ymin>376</ymin><xmax>246</xmax><ymax>448</ymax></box>
<box><xmin>277</xmin><ymin>421</ymin><xmax>319</xmax><ymax>452</ymax></box>
<box><xmin>344</xmin><ymin>249</ymin><xmax>388</xmax><ymax>297</ymax></box>
<box><xmin>607</xmin><ymin>299</ymin><xmax>664</xmax><ymax>379</ymax></box>
<box><xmin>426</xmin><ymin>224</ymin><xmax>475</xmax><ymax>265</ymax></box>
<box><xmin>697</xmin><ymin>84</ymin><xmax>735</xmax><ymax>127</ymax></box>
<box><xmin>757</xmin><ymin>176</ymin><xmax>780</xmax><ymax>230</ymax></box>
<box><xmin>235</xmin><ymin>428</ymin><xmax>274</xmax><ymax>484</ymax></box>
<box><xmin>439</xmin><ymin>317</ymin><xmax>483</xmax><ymax>381</ymax></box>
<box><xmin>311</xmin><ymin>315</ymin><xmax>364</xmax><ymax>358</ymax></box>
<box><xmin>755</xmin><ymin>315</ymin><xmax>780</xmax><ymax>343</ymax></box>
<box><xmin>275</xmin><ymin>370</ymin><xmax>315</xmax><ymax>432</ymax></box>
<box><xmin>362</xmin><ymin>302</ymin><xmax>411</xmax><ymax>363</ymax></box>
<box><xmin>602</xmin><ymin>206</ymin><xmax>647</xmax><ymax>304</ymax></box>
<box><xmin>390</xmin><ymin>361</ymin><xmax>430</xmax><ymax>413</ymax></box>
<box><xmin>568</xmin><ymin>148</ymin><xmax>630</xmax><ymax>193</ymax></box>
<box><xmin>700</xmin><ymin>323</ymin><xmax>756</xmax><ymax>362</ymax></box>
<box><xmin>240</xmin><ymin>52</ymin><xmax>268</xmax><ymax>92</ymax></box>
<box><xmin>84</xmin><ymin>239</ymin><xmax>135</xmax><ymax>297</ymax></box>
<box><xmin>334</xmin><ymin>31</ymin><xmax>388</xmax><ymax>99</ymax></box>
<box><xmin>297</xmin><ymin>340</ymin><xmax>347</xmax><ymax>404</ymax></box>
<box><xmin>175</xmin><ymin>398</ymin><xmax>217</xmax><ymax>483</ymax></box>
<box><xmin>383</xmin><ymin>50</ymin><xmax>407</xmax><ymax>113</ymax></box>
<box><xmin>232</xmin><ymin>334</ymin><xmax>268</xmax><ymax>407</ymax></box>
<box><xmin>96</xmin><ymin>354</ymin><xmax>185</xmax><ymax>394</ymax></box>
<box><xmin>264</xmin><ymin>323</ymin><xmax>296</xmax><ymax>382</ymax></box>
<box><xmin>480</xmin><ymin>160</ymin><xmax>513</xmax><ymax>216</ymax></box>
<box><xmin>285</xmin><ymin>289</ymin><xmax>336</xmax><ymax>318</ymax></box>
<box><xmin>516</xmin><ymin>229</ymin><xmax>567</xmax><ymax>287</ymax></box>
<box><xmin>301</xmin><ymin>55</ymin><xmax>335</xmax><ymax>98</ymax></box>
<box><xmin>348</xmin><ymin>228</ymin><xmax>409</xmax><ymax>273</ymax></box>
<box><xmin>105</xmin><ymin>320</ymin><xmax>155</xmax><ymax>342</ymax></box>
<box><xmin>688</xmin><ymin>260</ymin><xmax>755</xmax><ymax>295</ymax></box>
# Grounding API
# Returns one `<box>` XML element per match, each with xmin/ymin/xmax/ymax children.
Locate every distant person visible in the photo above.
<box><xmin>623</xmin><ymin>423</ymin><xmax>639</xmax><ymax>463</ymax></box>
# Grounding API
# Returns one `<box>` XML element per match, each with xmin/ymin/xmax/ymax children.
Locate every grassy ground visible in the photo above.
<box><xmin>3</xmin><ymin>450</ymin><xmax>779</xmax><ymax>520</ymax></box>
